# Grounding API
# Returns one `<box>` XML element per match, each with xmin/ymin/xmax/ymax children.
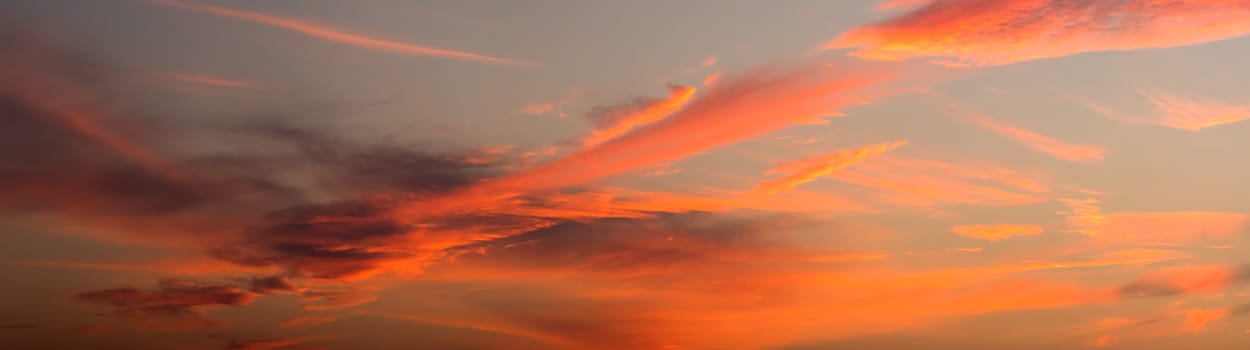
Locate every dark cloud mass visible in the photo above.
<box><xmin>77</xmin><ymin>279</ymin><xmax>256</xmax><ymax>328</ymax></box>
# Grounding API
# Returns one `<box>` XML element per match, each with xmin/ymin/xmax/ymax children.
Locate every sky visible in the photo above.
<box><xmin>2</xmin><ymin>0</ymin><xmax>1250</xmax><ymax>349</ymax></box>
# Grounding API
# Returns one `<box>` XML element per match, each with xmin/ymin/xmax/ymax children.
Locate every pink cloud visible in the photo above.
<box><xmin>830</xmin><ymin>0</ymin><xmax>1250</xmax><ymax>66</ymax></box>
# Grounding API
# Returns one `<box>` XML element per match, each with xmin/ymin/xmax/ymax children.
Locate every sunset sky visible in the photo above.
<box><xmin>3</xmin><ymin>1</ymin><xmax>1250</xmax><ymax>349</ymax></box>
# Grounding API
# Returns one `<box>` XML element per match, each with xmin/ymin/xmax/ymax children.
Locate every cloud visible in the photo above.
<box><xmin>0</xmin><ymin>24</ymin><xmax>180</xmax><ymax>180</ymax></box>
<box><xmin>280</xmin><ymin>315</ymin><xmax>338</xmax><ymax>328</ymax></box>
<box><xmin>223</xmin><ymin>337</ymin><xmax>315</xmax><ymax>350</ymax></box>
<box><xmin>702</xmin><ymin>56</ymin><xmax>718</xmax><ymax>67</ymax></box>
<box><xmin>830</xmin><ymin>0</ymin><xmax>1250</xmax><ymax>66</ymax></box>
<box><xmin>1182</xmin><ymin>308</ymin><xmax>1228</xmax><ymax>332</ymax></box>
<box><xmin>147</xmin><ymin>0</ymin><xmax>526</xmax><ymax>65</ymax></box>
<box><xmin>404</xmin><ymin>59</ymin><xmax>922</xmax><ymax>219</ymax></box>
<box><xmin>1088</xmin><ymin>88</ymin><xmax>1250</xmax><ymax>131</ymax></box>
<box><xmin>1060</xmin><ymin>208</ymin><xmax>1250</xmax><ymax>244</ymax></box>
<box><xmin>1058</xmin><ymin>197</ymin><xmax>1105</xmax><ymax>236</ymax></box>
<box><xmin>158</xmin><ymin>71</ymin><xmax>255</xmax><ymax>89</ymax></box>
<box><xmin>519</xmin><ymin>102</ymin><xmax>554</xmax><ymax>115</ymax></box>
<box><xmin>950</xmin><ymin>224</ymin><xmax>1043</xmax><ymax>241</ymax></box>
<box><xmin>965</xmin><ymin>114</ymin><xmax>1105</xmax><ymax>163</ymax></box>
<box><xmin>76</xmin><ymin>278</ymin><xmax>256</xmax><ymax>328</ymax></box>
<box><xmin>581</xmin><ymin>84</ymin><xmax>697</xmax><ymax>146</ymax></box>
<box><xmin>1119</xmin><ymin>264</ymin><xmax>1250</xmax><ymax>297</ymax></box>
<box><xmin>875</xmin><ymin>0</ymin><xmax>937</xmax><ymax>11</ymax></box>
<box><xmin>755</xmin><ymin>140</ymin><xmax>907</xmax><ymax>194</ymax></box>
<box><xmin>828</xmin><ymin>154</ymin><xmax>1050</xmax><ymax>207</ymax></box>
<box><xmin>702</xmin><ymin>71</ymin><xmax>721</xmax><ymax>87</ymax></box>
<box><xmin>409</xmin><ymin>214</ymin><xmax>1119</xmax><ymax>349</ymax></box>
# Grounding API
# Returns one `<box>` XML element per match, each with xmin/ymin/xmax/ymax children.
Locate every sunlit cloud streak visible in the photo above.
<box><xmin>582</xmin><ymin>84</ymin><xmax>697</xmax><ymax>146</ymax></box>
<box><xmin>0</xmin><ymin>28</ymin><xmax>180</xmax><ymax>180</ymax></box>
<box><xmin>147</xmin><ymin>0</ymin><xmax>527</xmax><ymax>65</ymax></box>
<box><xmin>950</xmin><ymin>224</ymin><xmax>1043</xmax><ymax>241</ymax></box>
<box><xmin>966</xmin><ymin>114</ymin><xmax>1105</xmax><ymax>163</ymax></box>
<box><xmin>829</xmin><ymin>155</ymin><xmax>1050</xmax><ymax>207</ymax></box>
<box><xmin>830</xmin><ymin>0</ymin><xmax>1250</xmax><ymax>66</ymax></box>
<box><xmin>158</xmin><ymin>71</ymin><xmax>255</xmax><ymax>89</ymax></box>
<box><xmin>1119</xmin><ymin>264</ymin><xmax>1250</xmax><ymax>297</ymax></box>
<box><xmin>1057</xmin><ymin>198</ymin><xmax>1248</xmax><ymax>244</ymax></box>
<box><xmin>1088</xmin><ymin>88</ymin><xmax>1250</xmax><ymax>131</ymax></box>
<box><xmin>411</xmin><ymin>60</ymin><xmax>925</xmax><ymax>216</ymax></box>
<box><xmin>755</xmin><ymin>140</ymin><xmax>907</xmax><ymax>194</ymax></box>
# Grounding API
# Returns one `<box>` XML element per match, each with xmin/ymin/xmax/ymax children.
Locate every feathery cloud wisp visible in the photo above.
<box><xmin>830</xmin><ymin>0</ymin><xmax>1250</xmax><ymax>66</ymax></box>
<box><xmin>755</xmin><ymin>141</ymin><xmax>908</xmax><ymax>194</ymax></box>
<box><xmin>148</xmin><ymin>0</ymin><xmax>527</xmax><ymax>65</ymax></box>
<box><xmin>966</xmin><ymin>114</ymin><xmax>1105</xmax><ymax>163</ymax></box>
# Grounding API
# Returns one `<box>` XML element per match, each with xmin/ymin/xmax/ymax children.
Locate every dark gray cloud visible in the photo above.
<box><xmin>1119</xmin><ymin>264</ymin><xmax>1250</xmax><ymax>297</ymax></box>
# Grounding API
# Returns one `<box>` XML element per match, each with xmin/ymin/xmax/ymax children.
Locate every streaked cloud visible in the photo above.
<box><xmin>755</xmin><ymin>140</ymin><xmax>907</xmax><ymax>194</ymax></box>
<box><xmin>702</xmin><ymin>56</ymin><xmax>718</xmax><ymax>67</ymax></box>
<box><xmin>158</xmin><ymin>71</ymin><xmax>255</xmax><ymax>89</ymax></box>
<box><xmin>830</xmin><ymin>0</ymin><xmax>1250</xmax><ymax>66</ymax></box>
<box><xmin>148</xmin><ymin>0</ymin><xmax>526</xmax><ymax>65</ymax></box>
<box><xmin>951</xmin><ymin>224</ymin><xmax>1043</xmax><ymax>241</ymax></box>
<box><xmin>0</xmin><ymin>29</ymin><xmax>180</xmax><ymax>180</ymax></box>
<box><xmin>582</xmin><ymin>84</ymin><xmax>696</xmax><ymax>146</ymax></box>
<box><xmin>1120</xmin><ymin>264</ymin><xmax>1250</xmax><ymax>297</ymax></box>
<box><xmin>518</xmin><ymin>102</ymin><xmax>554</xmax><ymax>115</ymax></box>
<box><xmin>702</xmin><ymin>71</ymin><xmax>721</xmax><ymax>87</ymax></box>
<box><xmin>76</xmin><ymin>278</ymin><xmax>257</xmax><ymax>329</ymax></box>
<box><xmin>1182</xmin><ymin>308</ymin><xmax>1228</xmax><ymax>332</ymax></box>
<box><xmin>966</xmin><ymin>114</ymin><xmax>1105</xmax><ymax>163</ymax></box>
<box><xmin>1089</xmin><ymin>89</ymin><xmax>1250</xmax><ymax>131</ymax></box>
<box><xmin>829</xmin><ymin>154</ymin><xmax>1050</xmax><ymax>207</ymax></box>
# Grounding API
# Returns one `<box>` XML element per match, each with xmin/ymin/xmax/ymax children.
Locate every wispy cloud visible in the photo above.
<box><xmin>1089</xmin><ymin>88</ymin><xmax>1250</xmax><ymax>131</ymax></box>
<box><xmin>148</xmin><ymin>0</ymin><xmax>527</xmax><ymax>65</ymax></box>
<box><xmin>950</xmin><ymin>224</ymin><xmax>1043</xmax><ymax>241</ymax></box>
<box><xmin>755</xmin><ymin>140</ymin><xmax>907</xmax><ymax>194</ymax></box>
<box><xmin>158</xmin><ymin>71</ymin><xmax>256</xmax><ymax>89</ymax></box>
<box><xmin>582</xmin><ymin>84</ymin><xmax>697</xmax><ymax>146</ymax></box>
<box><xmin>965</xmin><ymin>114</ymin><xmax>1105</xmax><ymax>163</ymax></box>
<box><xmin>829</xmin><ymin>155</ymin><xmax>1050</xmax><ymax>207</ymax></box>
<box><xmin>411</xmin><ymin>60</ymin><xmax>916</xmax><ymax>217</ymax></box>
<box><xmin>0</xmin><ymin>29</ymin><xmax>180</xmax><ymax>180</ymax></box>
<box><xmin>830</xmin><ymin>0</ymin><xmax>1250</xmax><ymax>66</ymax></box>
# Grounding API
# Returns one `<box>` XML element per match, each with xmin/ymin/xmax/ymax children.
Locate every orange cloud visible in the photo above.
<box><xmin>947</xmin><ymin>247</ymin><xmax>983</xmax><ymax>253</ymax></box>
<box><xmin>1102</xmin><ymin>212</ymin><xmax>1249</xmax><ymax>245</ymax></box>
<box><xmin>829</xmin><ymin>155</ymin><xmax>1049</xmax><ymax>207</ymax></box>
<box><xmin>1120</xmin><ymin>264</ymin><xmax>1249</xmax><ymax>297</ymax></box>
<box><xmin>1183</xmin><ymin>308</ymin><xmax>1228</xmax><ymax>332</ymax></box>
<box><xmin>158</xmin><ymin>71</ymin><xmax>255</xmax><ymax>89</ymax></box>
<box><xmin>755</xmin><ymin>140</ymin><xmax>907</xmax><ymax>194</ymax></box>
<box><xmin>876</xmin><ymin>0</ymin><xmax>937</xmax><ymax>11</ymax></box>
<box><xmin>519</xmin><ymin>102</ymin><xmax>554</xmax><ymax>115</ymax></box>
<box><xmin>966</xmin><ymin>114</ymin><xmax>1105</xmax><ymax>163</ymax></box>
<box><xmin>1090</xmin><ymin>89</ymin><xmax>1250</xmax><ymax>131</ymax></box>
<box><xmin>702</xmin><ymin>71</ymin><xmax>721</xmax><ymax>87</ymax></box>
<box><xmin>410</xmin><ymin>61</ymin><xmax>912</xmax><ymax>218</ymax></box>
<box><xmin>148</xmin><ymin>0</ymin><xmax>526</xmax><ymax>65</ymax></box>
<box><xmin>583</xmin><ymin>85</ymin><xmax>697</xmax><ymax>146</ymax></box>
<box><xmin>1058</xmin><ymin>197</ymin><xmax>1106</xmax><ymax>236</ymax></box>
<box><xmin>702</xmin><ymin>56</ymin><xmax>718</xmax><ymax>67</ymax></box>
<box><xmin>280</xmin><ymin>315</ymin><xmax>338</xmax><ymax>328</ymax></box>
<box><xmin>1062</xmin><ymin>207</ymin><xmax>1249</xmax><ymax>244</ymax></box>
<box><xmin>830</xmin><ymin>0</ymin><xmax>1250</xmax><ymax>66</ymax></box>
<box><xmin>392</xmin><ymin>213</ymin><xmax>1232</xmax><ymax>348</ymax></box>
<box><xmin>950</xmin><ymin>224</ymin><xmax>1043</xmax><ymax>241</ymax></box>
